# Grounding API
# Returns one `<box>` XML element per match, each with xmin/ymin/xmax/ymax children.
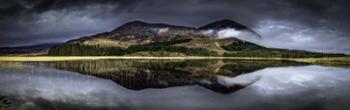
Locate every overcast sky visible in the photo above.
<box><xmin>0</xmin><ymin>0</ymin><xmax>349</xmax><ymax>54</ymax></box>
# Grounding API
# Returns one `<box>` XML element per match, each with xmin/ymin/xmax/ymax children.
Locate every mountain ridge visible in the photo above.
<box><xmin>66</xmin><ymin>19</ymin><xmax>261</xmax><ymax>43</ymax></box>
<box><xmin>0</xmin><ymin>43</ymin><xmax>60</xmax><ymax>55</ymax></box>
<box><xmin>199</xmin><ymin>19</ymin><xmax>261</xmax><ymax>38</ymax></box>
<box><xmin>199</xmin><ymin>19</ymin><xmax>251</xmax><ymax>30</ymax></box>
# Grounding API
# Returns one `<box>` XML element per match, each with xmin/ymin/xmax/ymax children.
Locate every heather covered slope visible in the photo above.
<box><xmin>49</xmin><ymin>37</ymin><xmax>231</xmax><ymax>56</ymax></box>
<box><xmin>48</xmin><ymin>37</ymin><xmax>344</xmax><ymax>57</ymax></box>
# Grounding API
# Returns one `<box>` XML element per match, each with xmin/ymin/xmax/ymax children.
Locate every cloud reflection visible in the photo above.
<box><xmin>0</xmin><ymin>64</ymin><xmax>350</xmax><ymax>110</ymax></box>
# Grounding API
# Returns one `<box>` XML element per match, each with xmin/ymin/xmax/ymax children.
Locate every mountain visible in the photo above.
<box><xmin>199</xmin><ymin>19</ymin><xmax>250</xmax><ymax>30</ymax></box>
<box><xmin>48</xmin><ymin>19</ymin><xmax>345</xmax><ymax>57</ymax></box>
<box><xmin>199</xmin><ymin>19</ymin><xmax>261</xmax><ymax>38</ymax></box>
<box><xmin>0</xmin><ymin>43</ymin><xmax>59</xmax><ymax>55</ymax></box>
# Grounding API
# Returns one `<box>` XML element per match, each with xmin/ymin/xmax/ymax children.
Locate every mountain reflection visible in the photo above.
<box><xmin>29</xmin><ymin>59</ymin><xmax>305</xmax><ymax>93</ymax></box>
<box><xmin>1</xmin><ymin>62</ymin><xmax>350</xmax><ymax>110</ymax></box>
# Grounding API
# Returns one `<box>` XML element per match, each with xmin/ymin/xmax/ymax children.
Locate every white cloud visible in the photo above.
<box><xmin>211</xmin><ymin>28</ymin><xmax>260</xmax><ymax>42</ymax></box>
<box><xmin>157</xmin><ymin>28</ymin><xmax>169</xmax><ymax>34</ymax></box>
<box><xmin>290</xmin><ymin>34</ymin><xmax>314</xmax><ymax>42</ymax></box>
<box><xmin>204</xmin><ymin>19</ymin><xmax>350</xmax><ymax>54</ymax></box>
<box><xmin>216</xmin><ymin>28</ymin><xmax>241</xmax><ymax>39</ymax></box>
<box><xmin>243</xmin><ymin>19</ymin><xmax>350</xmax><ymax>54</ymax></box>
<box><xmin>200</xmin><ymin>29</ymin><xmax>215</xmax><ymax>36</ymax></box>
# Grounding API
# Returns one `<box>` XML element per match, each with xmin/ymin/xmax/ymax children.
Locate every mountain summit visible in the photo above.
<box><xmin>199</xmin><ymin>19</ymin><xmax>249</xmax><ymax>30</ymax></box>
<box><xmin>77</xmin><ymin>19</ymin><xmax>261</xmax><ymax>42</ymax></box>
<box><xmin>113</xmin><ymin>20</ymin><xmax>195</xmax><ymax>31</ymax></box>
<box><xmin>199</xmin><ymin>19</ymin><xmax>261</xmax><ymax>38</ymax></box>
<box><xmin>105</xmin><ymin>21</ymin><xmax>198</xmax><ymax>41</ymax></box>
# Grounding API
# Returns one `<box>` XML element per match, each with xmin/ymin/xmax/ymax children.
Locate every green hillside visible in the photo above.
<box><xmin>49</xmin><ymin>38</ymin><xmax>219</xmax><ymax>56</ymax></box>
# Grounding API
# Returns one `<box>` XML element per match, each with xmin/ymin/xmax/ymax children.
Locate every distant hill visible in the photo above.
<box><xmin>199</xmin><ymin>19</ymin><xmax>261</xmax><ymax>38</ymax></box>
<box><xmin>46</xmin><ymin>19</ymin><xmax>345</xmax><ymax>57</ymax></box>
<box><xmin>0</xmin><ymin>43</ymin><xmax>59</xmax><ymax>55</ymax></box>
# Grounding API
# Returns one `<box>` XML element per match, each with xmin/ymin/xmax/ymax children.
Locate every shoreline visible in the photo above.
<box><xmin>0</xmin><ymin>56</ymin><xmax>291</xmax><ymax>61</ymax></box>
<box><xmin>0</xmin><ymin>56</ymin><xmax>348</xmax><ymax>62</ymax></box>
<box><xmin>0</xmin><ymin>56</ymin><xmax>349</xmax><ymax>68</ymax></box>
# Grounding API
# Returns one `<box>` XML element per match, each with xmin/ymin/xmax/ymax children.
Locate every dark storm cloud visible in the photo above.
<box><xmin>0</xmin><ymin>0</ymin><xmax>140</xmax><ymax>46</ymax></box>
<box><xmin>0</xmin><ymin>0</ymin><xmax>349</xmax><ymax>53</ymax></box>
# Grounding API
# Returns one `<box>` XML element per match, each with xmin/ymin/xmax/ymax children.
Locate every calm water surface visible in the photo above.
<box><xmin>0</xmin><ymin>60</ymin><xmax>349</xmax><ymax>110</ymax></box>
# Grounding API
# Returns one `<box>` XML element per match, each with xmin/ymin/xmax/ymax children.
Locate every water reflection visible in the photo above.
<box><xmin>0</xmin><ymin>60</ymin><xmax>349</xmax><ymax>110</ymax></box>
<box><xmin>35</xmin><ymin>59</ymin><xmax>305</xmax><ymax>92</ymax></box>
<box><xmin>0</xmin><ymin>65</ymin><xmax>133</xmax><ymax>110</ymax></box>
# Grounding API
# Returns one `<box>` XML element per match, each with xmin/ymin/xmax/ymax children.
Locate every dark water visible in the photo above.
<box><xmin>0</xmin><ymin>60</ymin><xmax>350</xmax><ymax>110</ymax></box>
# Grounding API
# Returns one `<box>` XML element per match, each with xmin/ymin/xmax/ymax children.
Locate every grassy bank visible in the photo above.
<box><xmin>291</xmin><ymin>57</ymin><xmax>350</xmax><ymax>67</ymax></box>
<box><xmin>0</xmin><ymin>56</ymin><xmax>349</xmax><ymax>65</ymax></box>
<box><xmin>0</xmin><ymin>56</ymin><xmax>291</xmax><ymax>62</ymax></box>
